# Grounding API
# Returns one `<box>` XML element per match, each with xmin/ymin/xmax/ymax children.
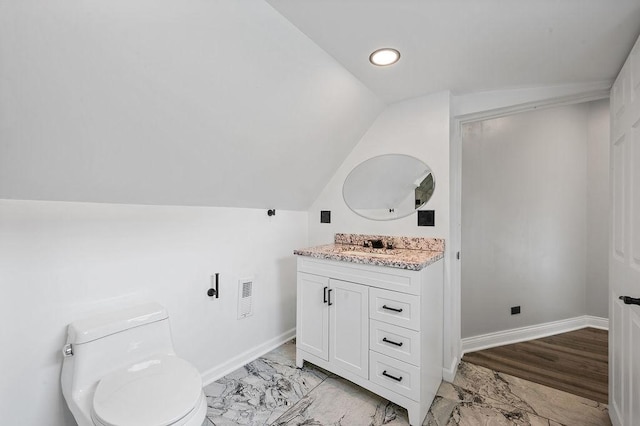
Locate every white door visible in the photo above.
<box><xmin>329</xmin><ymin>279</ymin><xmax>369</xmax><ymax>378</ymax></box>
<box><xmin>297</xmin><ymin>272</ymin><xmax>329</xmax><ymax>361</ymax></box>
<box><xmin>609</xmin><ymin>34</ymin><xmax>640</xmax><ymax>426</ymax></box>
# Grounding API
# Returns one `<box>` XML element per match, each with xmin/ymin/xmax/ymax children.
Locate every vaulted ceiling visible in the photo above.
<box><xmin>1</xmin><ymin>0</ymin><xmax>639</xmax><ymax>210</ymax></box>
<box><xmin>0</xmin><ymin>0</ymin><xmax>383</xmax><ymax>210</ymax></box>
<box><xmin>268</xmin><ymin>0</ymin><xmax>640</xmax><ymax>103</ymax></box>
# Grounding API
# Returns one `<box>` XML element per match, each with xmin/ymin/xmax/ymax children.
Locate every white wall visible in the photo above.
<box><xmin>0</xmin><ymin>199</ymin><xmax>307</xmax><ymax>426</ymax></box>
<box><xmin>308</xmin><ymin>93</ymin><xmax>450</xmax><ymax>244</ymax></box>
<box><xmin>306</xmin><ymin>91</ymin><xmax>457</xmax><ymax>372</ymax></box>
<box><xmin>461</xmin><ymin>102</ymin><xmax>609</xmax><ymax>338</ymax></box>
<box><xmin>586</xmin><ymin>99</ymin><xmax>610</xmax><ymax>318</ymax></box>
<box><xmin>0</xmin><ymin>0</ymin><xmax>383</xmax><ymax>210</ymax></box>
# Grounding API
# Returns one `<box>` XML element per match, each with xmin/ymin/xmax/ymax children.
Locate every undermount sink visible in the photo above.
<box><xmin>339</xmin><ymin>249</ymin><xmax>397</xmax><ymax>259</ymax></box>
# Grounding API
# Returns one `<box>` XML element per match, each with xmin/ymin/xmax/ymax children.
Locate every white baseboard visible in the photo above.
<box><xmin>199</xmin><ymin>317</ymin><xmax>608</xmax><ymax>386</ymax></box>
<box><xmin>442</xmin><ymin>356</ymin><xmax>459</xmax><ymax>383</ymax></box>
<box><xmin>462</xmin><ymin>315</ymin><xmax>608</xmax><ymax>355</ymax></box>
<box><xmin>584</xmin><ymin>315</ymin><xmax>609</xmax><ymax>330</ymax></box>
<box><xmin>201</xmin><ymin>327</ymin><xmax>296</xmax><ymax>386</ymax></box>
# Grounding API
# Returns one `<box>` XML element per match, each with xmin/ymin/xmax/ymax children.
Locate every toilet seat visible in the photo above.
<box><xmin>91</xmin><ymin>355</ymin><xmax>203</xmax><ymax>426</ymax></box>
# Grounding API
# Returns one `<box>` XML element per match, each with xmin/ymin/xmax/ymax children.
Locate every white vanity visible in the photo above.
<box><xmin>294</xmin><ymin>234</ymin><xmax>444</xmax><ymax>426</ymax></box>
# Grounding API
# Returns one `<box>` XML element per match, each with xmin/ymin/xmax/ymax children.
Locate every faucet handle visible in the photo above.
<box><xmin>370</xmin><ymin>239</ymin><xmax>384</xmax><ymax>249</ymax></box>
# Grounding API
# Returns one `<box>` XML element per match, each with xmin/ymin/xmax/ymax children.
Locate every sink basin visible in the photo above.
<box><xmin>342</xmin><ymin>250</ymin><xmax>395</xmax><ymax>259</ymax></box>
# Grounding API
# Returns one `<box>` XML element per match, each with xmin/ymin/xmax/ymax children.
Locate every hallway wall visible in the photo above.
<box><xmin>461</xmin><ymin>101</ymin><xmax>609</xmax><ymax>338</ymax></box>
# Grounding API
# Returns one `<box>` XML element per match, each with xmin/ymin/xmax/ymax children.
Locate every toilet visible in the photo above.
<box><xmin>61</xmin><ymin>303</ymin><xmax>207</xmax><ymax>426</ymax></box>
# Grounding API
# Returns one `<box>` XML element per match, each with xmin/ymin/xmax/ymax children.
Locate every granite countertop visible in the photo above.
<box><xmin>294</xmin><ymin>234</ymin><xmax>444</xmax><ymax>271</ymax></box>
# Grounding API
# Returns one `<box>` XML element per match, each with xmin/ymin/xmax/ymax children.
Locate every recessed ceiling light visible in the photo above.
<box><xmin>369</xmin><ymin>48</ymin><xmax>401</xmax><ymax>66</ymax></box>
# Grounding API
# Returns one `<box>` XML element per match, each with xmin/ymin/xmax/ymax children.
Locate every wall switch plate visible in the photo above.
<box><xmin>320</xmin><ymin>210</ymin><xmax>331</xmax><ymax>223</ymax></box>
<box><xmin>417</xmin><ymin>210</ymin><xmax>435</xmax><ymax>226</ymax></box>
<box><xmin>511</xmin><ymin>306</ymin><xmax>521</xmax><ymax>315</ymax></box>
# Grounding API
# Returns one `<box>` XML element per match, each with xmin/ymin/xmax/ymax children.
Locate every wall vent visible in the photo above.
<box><xmin>237</xmin><ymin>278</ymin><xmax>253</xmax><ymax>319</ymax></box>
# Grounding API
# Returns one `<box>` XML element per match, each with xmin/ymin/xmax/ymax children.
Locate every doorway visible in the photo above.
<box><xmin>458</xmin><ymin>100</ymin><xmax>610</xmax><ymax>400</ymax></box>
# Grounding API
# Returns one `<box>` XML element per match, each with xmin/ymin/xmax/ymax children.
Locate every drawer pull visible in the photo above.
<box><xmin>382</xmin><ymin>370</ymin><xmax>403</xmax><ymax>382</ymax></box>
<box><xmin>382</xmin><ymin>305</ymin><xmax>403</xmax><ymax>313</ymax></box>
<box><xmin>323</xmin><ymin>286</ymin><xmax>328</xmax><ymax>304</ymax></box>
<box><xmin>382</xmin><ymin>337</ymin><xmax>403</xmax><ymax>347</ymax></box>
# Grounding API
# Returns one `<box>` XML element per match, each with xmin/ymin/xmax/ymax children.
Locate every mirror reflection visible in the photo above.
<box><xmin>343</xmin><ymin>154</ymin><xmax>435</xmax><ymax>221</ymax></box>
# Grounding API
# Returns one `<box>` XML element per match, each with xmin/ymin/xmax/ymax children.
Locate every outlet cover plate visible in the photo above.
<box><xmin>320</xmin><ymin>210</ymin><xmax>331</xmax><ymax>223</ymax></box>
<box><xmin>417</xmin><ymin>210</ymin><xmax>435</xmax><ymax>226</ymax></box>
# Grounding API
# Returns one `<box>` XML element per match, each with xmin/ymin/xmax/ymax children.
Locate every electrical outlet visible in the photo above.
<box><xmin>417</xmin><ymin>210</ymin><xmax>435</xmax><ymax>226</ymax></box>
<box><xmin>320</xmin><ymin>210</ymin><xmax>331</xmax><ymax>223</ymax></box>
<box><xmin>511</xmin><ymin>306</ymin><xmax>521</xmax><ymax>315</ymax></box>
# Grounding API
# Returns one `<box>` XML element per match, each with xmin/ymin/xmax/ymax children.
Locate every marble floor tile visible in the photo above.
<box><xmin>426</xmin><ymin>382</ymin><xmax>565</xmax><ymax>426</ymax></box>
<box><xmin>204</xmin><ymin>341</ymin><xmax>328</xmax><ymax>426</ymax></box>
<box><xmin>270</xmin><ymin>376</ymin><xmax>409</xmax><ymax>426</ymax></box>
<box><xmin>451</xmin><ymin>361</ymin><xmax>610</xmax><ymax>426</ymax></box>
<box><xmin>204</xmin><ymin>341</ymin><xmax>610</xmax><ymax>426</ymax></box>
<box><xmin>424</xmin><ymin>394</ymin><xmax>565</xmax><ymax>426</ymax></box>
<box><xmin>259</xmin><ymin>340</ymin><xmax>299</xmax><ymax>368</ymax></box>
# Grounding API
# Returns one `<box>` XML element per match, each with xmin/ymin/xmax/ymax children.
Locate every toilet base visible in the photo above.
<box><xmin>182</xmin><ymin>391</ymin><xmax>208</xmax><ymax>426</ymax></box>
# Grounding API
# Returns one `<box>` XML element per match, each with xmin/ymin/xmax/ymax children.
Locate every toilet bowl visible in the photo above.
<box><xmin>61</xmin><ymin>303</ymin><xmax>207</xmax><ymax>426</ymax></box>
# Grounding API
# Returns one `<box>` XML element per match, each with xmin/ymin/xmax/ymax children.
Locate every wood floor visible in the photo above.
<box><xmin>462</xmin><ymin>327</ymin><xmax>608</xmax><ymax>403</ymax></box>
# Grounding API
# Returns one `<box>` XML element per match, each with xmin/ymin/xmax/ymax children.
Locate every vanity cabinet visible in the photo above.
<box><xmin>295</xmin><ymin>255</ymin><xmax>443</xmax><ymax>426</ymax></box>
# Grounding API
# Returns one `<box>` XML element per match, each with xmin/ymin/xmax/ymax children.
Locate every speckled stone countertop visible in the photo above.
<box><xmin>294</xmin><ymin>234</ymin><xmax>444</xmax><ymax>271</ymax></box>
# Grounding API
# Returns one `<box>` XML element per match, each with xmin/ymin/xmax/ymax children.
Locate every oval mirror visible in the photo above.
<box><xmin>343</xmin><ymin>154</ymin><xmax>435</xmax><ymax>221</ymax></box>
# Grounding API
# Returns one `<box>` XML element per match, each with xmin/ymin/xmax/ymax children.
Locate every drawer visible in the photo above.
<box><xmin>297</xmin><ymin>256</ymin><xmax>422</xmax><ymax>295</ymax></box>
<box><xmin>369</xmin><ymin>287</ymin><xmax>420</xmax><ymax>331</ymax></box>
<box><xmin>369</xmin><ymin>319</ymin><xmax>421</xmax><ymax>366</ymax></box>
<box><xmin>369</xmin><ymin>351</ymin><xmax>420</xmax><ymax>401</ymax></box>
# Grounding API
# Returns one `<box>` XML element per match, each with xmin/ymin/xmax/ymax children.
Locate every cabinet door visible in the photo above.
<box><xmin>329</xmin><ymin>279</ymin><xmax>369</xmax><ymax>378</ymax></box>
<box><xmin>297</xmin><ymin>272</ymin><xmax>329</xmax><ymax>361</ymax></box>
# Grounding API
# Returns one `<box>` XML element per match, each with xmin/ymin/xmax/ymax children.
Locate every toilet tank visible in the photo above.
<box><xmin>61</xmin><ymin>303</ymin><xmax>177</xmax><ymax>400</ymax></box>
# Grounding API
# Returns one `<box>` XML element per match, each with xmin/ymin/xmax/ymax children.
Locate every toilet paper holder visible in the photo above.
<box><xmin>207</xmin><ymin>273</ymin><xmax>219</xmax><ymax>298</ymax></box>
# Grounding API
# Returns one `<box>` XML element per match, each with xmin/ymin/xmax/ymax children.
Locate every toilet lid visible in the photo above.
<box><xmin>92</xmin><ymin>355</ymin><xmax>203</xmax><ymax>426</ymax></box>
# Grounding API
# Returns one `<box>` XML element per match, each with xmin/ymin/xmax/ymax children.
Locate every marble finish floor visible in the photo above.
<box><xmin>201</xmin><ymin>340</ymin><xmax>610</xmax><ymax>426</ymax></box>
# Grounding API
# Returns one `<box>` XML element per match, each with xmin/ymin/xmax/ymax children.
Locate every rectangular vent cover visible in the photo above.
<box><xmin>237</xmin><ymin>278</ymin><xmax>253</xmax><ymax>319</ymax></box>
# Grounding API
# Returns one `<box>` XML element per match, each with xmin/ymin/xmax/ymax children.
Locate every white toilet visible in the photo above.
<box><xmin>61</xmin><ymin>303</ymin><xmax>207</xmax><ymax>426</ymax></box>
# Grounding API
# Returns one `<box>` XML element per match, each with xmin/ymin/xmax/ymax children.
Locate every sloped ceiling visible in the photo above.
<box><xmin>0</xmin><ymin>0</ymin><xmax>384</xmax><ymax>210</ymax></box>
<box><xmin>4</xmin><ymin>1</ymin><xmax>639</xmax><ymax>210</ymax></box>
<box><xmin>267</xmin><ymin>0</ymin><xmax>640</xmax><ymax>104</ymax></box>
